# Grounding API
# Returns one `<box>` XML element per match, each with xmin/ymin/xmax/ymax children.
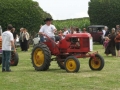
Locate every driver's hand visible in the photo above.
<box><xmin>54</xmin><ymin>30</ymin><xmax>57</xmax><ymax>33</ymax></box>
<box><xmin>42</xmin><ymin>33</ymin><xmax>45</xmax><ymax>35</ymax></box>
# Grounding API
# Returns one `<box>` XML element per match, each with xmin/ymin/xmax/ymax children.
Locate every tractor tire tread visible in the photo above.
<box><xmin>31</xmin><ymin>43</ymin><xmax>51</xmax><ymax>71</ymax></box>
<box><xmin>64</xmin><ymin>56</ymin><xmax>80</xmax><ymax>73</ymax></box>
<box><xmin>89</xmin><ymin>54</ymin><xmax>104</xmax><ymax>71</ymax></box>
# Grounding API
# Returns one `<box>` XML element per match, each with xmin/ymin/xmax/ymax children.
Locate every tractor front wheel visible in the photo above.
<box><xmin>64</xmin><ymin>56</ymin><xmax>80</xmax><ymax>73</ymax></box>
<box><xmin>89</xmin><ymin>54</ymin><xmax>104</xmax><ymax>71</ymax></box>
<box><xmin>31</xmin><ymin>43</ymin><xmax>51</xmax><ymax>71</ymax></box>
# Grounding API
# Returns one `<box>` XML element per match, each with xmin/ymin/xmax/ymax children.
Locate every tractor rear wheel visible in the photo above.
<box><xmin>89</xmin><ymin>54</ymin><xmax>104</xmax><ymax>71</ymax></box>
<box><xmin>10</xmin><ymin>52</ymin><xmax>19</xmax><ymax>66</ymax></box>
<box><xmin>64</xmin><ymin>56</ymin><xmax>80</xmax><ymax>73</ymax></box>
<box><xmin>0</xmin><ymin>52</ymin><xmax>19</xmax><ymax>66</ymax></box>
<box><xmin>31</xmin><ymin>43</ymin><xmax>51</xmax><ymax>71</ymax></box>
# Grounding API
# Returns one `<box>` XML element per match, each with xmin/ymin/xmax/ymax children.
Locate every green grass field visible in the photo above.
<box><xmin>0</xmin><ymin>44</ymin><xmax>120</xmax><ymax>90</ymax></box>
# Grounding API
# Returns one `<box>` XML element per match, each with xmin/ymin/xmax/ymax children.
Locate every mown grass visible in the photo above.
<box><xmin>0</xmin><ymin>44</ymin><xmax>120</xmax><ymax>90</ymax></box>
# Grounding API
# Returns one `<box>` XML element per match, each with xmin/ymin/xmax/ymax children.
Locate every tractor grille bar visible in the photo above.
<box><xmin>83</xmin><ymin>38</ymin><xmax>89</xmax><ymax>48</ymax></box>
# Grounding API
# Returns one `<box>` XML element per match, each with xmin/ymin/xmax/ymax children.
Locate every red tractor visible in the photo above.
<box><xmin>31</xmin><ymin>33</ymin><xmax>104</xmax><ymax>73</ymax></box>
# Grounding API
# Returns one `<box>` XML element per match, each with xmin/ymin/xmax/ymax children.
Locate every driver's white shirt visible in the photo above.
<box><xmin>39</xmin><ymin>24</ymin><xmax>56</xmax><ymax>37</ymax></box>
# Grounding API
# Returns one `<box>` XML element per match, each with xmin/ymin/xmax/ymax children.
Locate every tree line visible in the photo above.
<box><xmin>88</xmin><ymin>0</ymin><xmax>120</xmax><ymax>29</ymax></box>
<box><xmin>0</xmin><ymin>0</ymin><xmax>51</xmax><ymax>33</ymax></box>
<box><xmin>0</xmin><ymin>0</ymin><xmax>119</xmax><ymax>34</ymax></box>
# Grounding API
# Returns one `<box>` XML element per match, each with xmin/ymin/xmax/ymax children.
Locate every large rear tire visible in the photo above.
<box><xmin>89</xmin><ymin>54</ymin><xmax>104</xmax><ymax>71</ymax></box>
<box><xmin>10</xmin><ymin>52</ymin><xmax>19</xmax><ymax>66</ymax></box>
<box><xmin>31</xmin><ymin>43</ymin><xmax>51</xmax><ymax>71</ymax></box>
<box><xmin>64</xmin><ymin>56</ymin><xmax>80</xmax><ymax>73</ymax></box>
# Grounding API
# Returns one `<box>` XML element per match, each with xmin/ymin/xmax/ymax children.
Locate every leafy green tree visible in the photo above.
<box><xmin>0</xmin><ymin>0</ymin><xmax>52</xmax><ymax>33</ymax></box>
<box><xmin>88</xmin><ymin>0</ymin><xmax>120</xmax><ymax>29</ymax></box>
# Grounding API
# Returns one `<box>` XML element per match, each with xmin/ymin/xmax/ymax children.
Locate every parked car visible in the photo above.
<box><xmin>88</xmin><ymin>25</ymin><xmax>105</xmax><ymax>43</ymax></box>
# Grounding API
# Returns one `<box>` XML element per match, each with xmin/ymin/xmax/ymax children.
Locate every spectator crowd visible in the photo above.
<box><xmin>102</xmin><ymin>25</ymin><xmax>120</xmax><ymax>57</ymax></box>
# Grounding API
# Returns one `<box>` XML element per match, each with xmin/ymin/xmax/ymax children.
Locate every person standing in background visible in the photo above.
<box><xmin>104</xmin><ymin>26</ymin><xmax>110</xmax><ymax>37</ymax></box>
<box><xmin>102</xmin><ymin>26</ymin><xmax>107</xmax><ymax>39</ymax></box>
<box><xmin>76</xmin><ymin>27</ymin><xmax>80</xmax><ymax>33</ymax></box>
<box><xmin>63</xmin><ymin>27</ymin><xmax>69</xmax><ymax>37</ymax></box>
<box><xmin>70</xmin><ymin>27</ymin><xmax>76</xmax><ymax>34</ymax></box>
<box><xmin>102</xmin><ymin>26</ymin><xmax>108</xmax><ymax>47</ymax></box>
<box><xmin>22</xmin><ymin>28</ymin><xmax>29</xmax><ymax>51</ymax></box>
<box><xmin>105</xmin><ymin>28</ymin><xmax>116</xmax><ymax>56</ymax></box>
<box><xmin>116</xmin><ymin>25</ymin><xmax>120</xmax><ymax>32</ymax></box>
<box><xmin>103</xmin><ymin>37</ymin><xmax>109</xmax><ymax>49</ymax></box>
<box><xmin>19</xmin><ymin>28</ymin><xmax>23</xmax><ymax>51</ymax></box>
<box><xmin>82</xmin><ymin>28</ymin><xmax>87</xmax><ymax>33</ymax></box>
<box><xmin>58</xmin><ymin>30</ymin><xmax>63</xmax><ymax>39</ymax></box>
<box><xmin>114</xmin><ymin>30</ymin><xmax>120</xmax><ymax>57</ymax></box>
<box><xmin>11</xmin><ymin>28</ymin><xmax>17</xmax><ymax>47</ymax></box>
<box><xmin>2</xmin><ymin>24</ymin><xmax>16</xmax><ymax>72</ymax></box>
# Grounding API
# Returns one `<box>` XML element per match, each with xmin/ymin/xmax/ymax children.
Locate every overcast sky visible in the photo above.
<box><xmin>33</xmin><ymin>0</ymin><xmax>90</xmax><ymax>20</ymax></box>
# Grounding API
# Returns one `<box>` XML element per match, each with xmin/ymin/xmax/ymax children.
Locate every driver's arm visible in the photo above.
<box><xmin>53</xmin><ymin>29</ymin><xmax>57</xmax><ymax>33</ymax></box>
<box><xmin>39</xmin><ymin>32</ymin><xmax>44</xmax><ymax>35</ymax></box>
<box><xmin>39</xmin><ymin>26</ymin><xmax>44</xmax><ymax>35</ymax></box>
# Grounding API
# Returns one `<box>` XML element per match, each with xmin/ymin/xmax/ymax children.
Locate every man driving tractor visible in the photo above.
<box><xmin>39</xmin><ymin>18</ymin><xmax>57</xmax><ymax>42</ymax></box>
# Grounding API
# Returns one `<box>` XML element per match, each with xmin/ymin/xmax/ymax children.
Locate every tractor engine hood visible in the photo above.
<box><xmin>65</xmin><ymin>33</ymin><xmax>92</xmax><ymax>40</ymax></box>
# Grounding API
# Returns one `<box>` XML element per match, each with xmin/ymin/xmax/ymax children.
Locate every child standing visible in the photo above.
<box><xmin>103</xmin><ymin>37</ymin><xmax>109</xmax><ymax>49</ymax></box>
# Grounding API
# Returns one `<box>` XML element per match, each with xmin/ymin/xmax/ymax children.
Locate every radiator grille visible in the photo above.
<box><xmin>83</xmin><ymin>38</ymin><xmax>89</xmax><ymax>47</ymax></box>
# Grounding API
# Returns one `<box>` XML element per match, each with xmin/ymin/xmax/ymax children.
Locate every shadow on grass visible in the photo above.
<box><xmin>47</xmin><ymin>67</ymin><xmax>98</xmax><ymax>73</ymax></box>
<box><xmin>13</xmin><ymin>68</ymin><xmax>66</xmax><ymax>73</ymax></box>
<box><xmin>0</xmin><ymin>65</ymin><xmax>101</xmax><ymax>74</ymax></box>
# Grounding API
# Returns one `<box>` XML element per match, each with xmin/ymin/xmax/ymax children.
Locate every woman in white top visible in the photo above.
<box><xmin>22</xmin><ymin>28</ymin><xmax>29</xmax><ymax>51</ymax></box>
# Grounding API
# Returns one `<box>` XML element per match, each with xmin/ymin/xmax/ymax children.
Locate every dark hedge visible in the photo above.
<box><xmin>88</xmin><ymin>0</ymin><xmax>120</xmax><ymax>29</ymax></box>
<box><xmin>0</xmin><ymin>0</ymin><xmax>52</xmax><ymax>33</ymax></box>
